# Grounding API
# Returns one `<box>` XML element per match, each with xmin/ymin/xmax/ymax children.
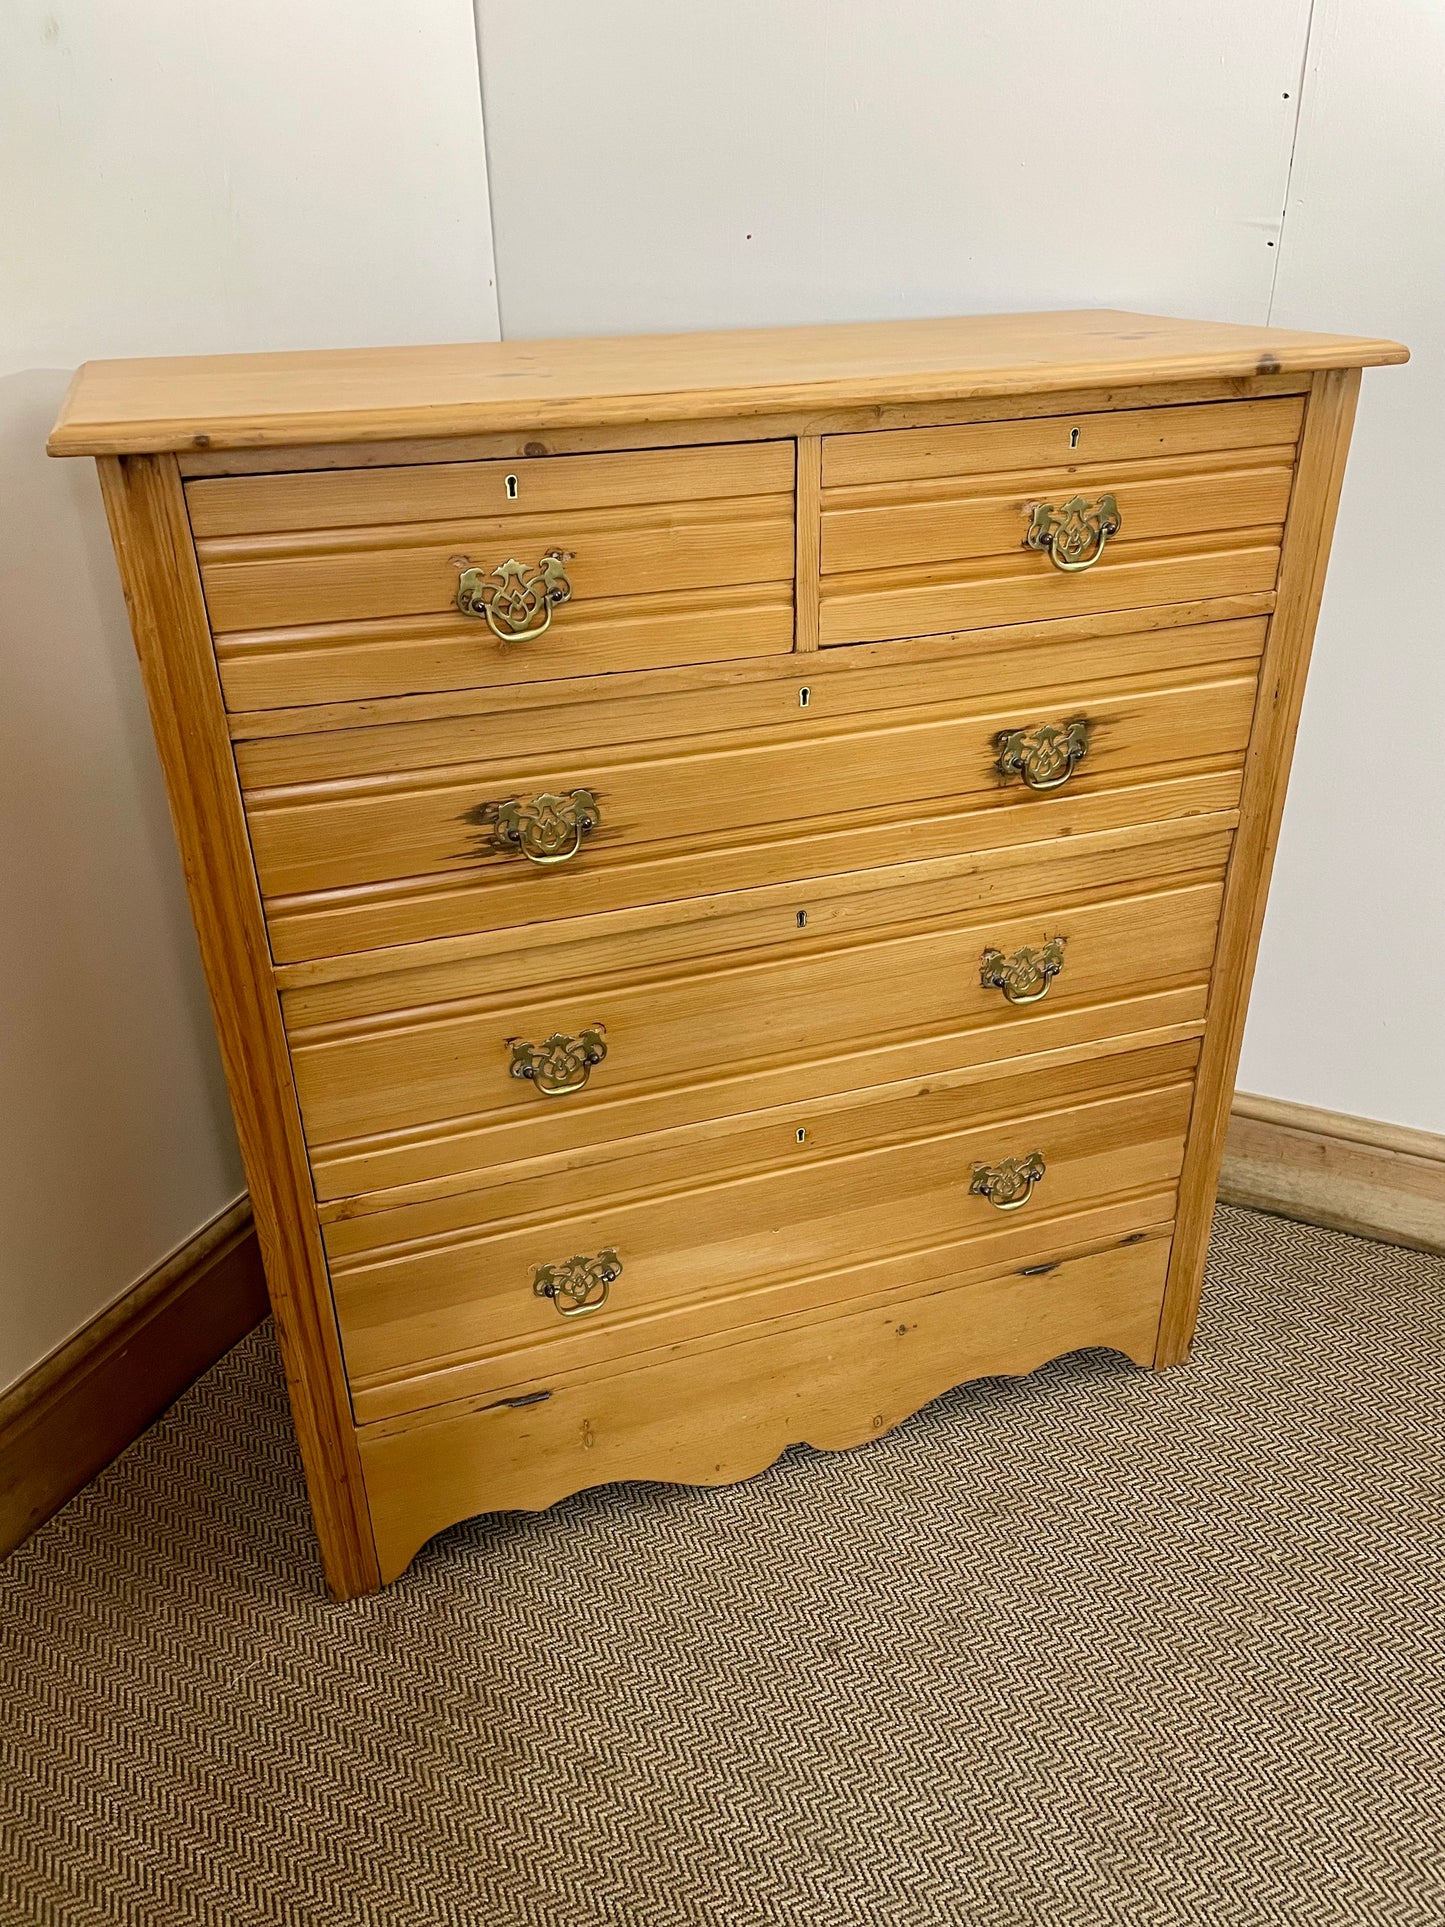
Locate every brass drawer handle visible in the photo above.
<box><xmin>980</xmin><ymin>936</ymin><xmax>1066</xmax><ymax>1006</ymax></box>
<box><xmin>1024</xmin><ymin>494</ymin><xmax>1120</xmax><ymax>572</ymax></box>
<box><xmin>995</xmin><ymin>720</ymin><xmax>1089</xmax><ymax>792</ymax></box>
<box><xmin>477</xmin><ymin>787</ymin><xmax>600</xmax><ymax>866</ymax></box>
<box><xmin>509</xmin><ymin>1025</ymin><xmax>607</xmax><ymax>1097</ymax></box>
<box><xmin>456</xmin><ymin>549</ymin><xmax>573</xmax><ymax>641</ymax></box>
<box><xmin>533</xmin><ymin>1248</ymin><xmax>621</xmax><ymax>1318</ymax></box>
<box><xmin>969</xmin><ymin>1152</ymin><xmax>1046</xmax><ymax>1211</ymax></box>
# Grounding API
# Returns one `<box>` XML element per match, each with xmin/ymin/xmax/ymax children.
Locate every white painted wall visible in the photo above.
<box><xmin>0</xmin><ymin>0</ymin><xmax>499</xmax><ymax>1390</ymax></box>
<box><xmin>477</xmin><ymin>0</ymin><xmax>1441</xmax><ymax>1131</ymax></box>
<box><xmin>476</xmin><ymin>0</ymin><xmax>1312</xmax><ymax>337</ymax></box>
<box><xmin>1241</xmin><ymin>0</ymin><xmax>1445</xmax><ymax>1131</ymax></box>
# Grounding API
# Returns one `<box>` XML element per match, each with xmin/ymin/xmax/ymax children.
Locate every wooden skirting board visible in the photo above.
<box><xmin>0</xmin><ymin>1199</ymin><xmax>269</xmax><ymax>1559</ymax></box>
<box><xmin>1220</xmin><ymin>1094</ymin><xmax>1445</xmax><ymax>1255</ymax></box>
<box><xmin>3</xmin><ymin>1090</ymin><xmax>1439</xmax><ymax>1561</ymax></box>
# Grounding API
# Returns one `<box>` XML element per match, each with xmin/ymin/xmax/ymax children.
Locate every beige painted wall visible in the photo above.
<box><xmin>0</xmin><ymin>0</ymin><xmax>499</xmax><ymax>1390</ymax></box>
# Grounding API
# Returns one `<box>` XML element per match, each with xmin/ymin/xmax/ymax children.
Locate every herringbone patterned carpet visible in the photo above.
<box><xmin>1</xmin><ymin>1205</ymin><xmax>1442</xmax><ymax>1927</ymax></box>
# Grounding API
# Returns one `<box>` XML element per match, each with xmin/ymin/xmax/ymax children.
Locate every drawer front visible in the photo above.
<box><xmin>241</xmin><ymin>646</ymin><xmax>1260</xmax><ymax>962</ymax></box>
<box><xmin>328</xmin><ymin>1050</ymin><xmax>1195</xmax><ymax>1420</ymax></box>
<box><xmin>359</xmin><ymin>1227</ymin><xmax>1172</xmax><ymax>1583</ymax></box>
<box><xmin>819</xmin><ymin>397</ymin><xmax>1302</xmax><ymax>646</ymax></box>
<box><xmin>286</xmin><ymin>840</ymin><xmax>1227</xmax><ymax>1199</ymax></box>
<box><xmin>186</xmin><ymin>442</ymin><xmax>796</xmax><ymax>708</ymax></box>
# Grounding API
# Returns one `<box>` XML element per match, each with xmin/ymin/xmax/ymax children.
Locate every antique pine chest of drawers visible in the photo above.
<box><xmin>51</xmin><ymin>312</ymin><xmax>1406</xmax><ymax>1596</ymax></box>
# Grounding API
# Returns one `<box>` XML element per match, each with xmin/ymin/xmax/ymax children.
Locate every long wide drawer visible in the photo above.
<box><xmin>819</xmin><ymin>396</ymin><xmax>1302</xmax><ymax>646</ymax></box>
<box><xmin>239</xmin><ymin>621</ymin><xmax>1263</xmax><ymax>961</ymax></box>
<box><xmin>285</xmin><ymin>827</ymin><xmax>1229</xmax><ymax>1199</ymax></box>
<box><xmin>359</xmin><ymin>1225</ymin><xmax>1173</xmax><ymax>1584</ymax></box>
<box><xmin>186</xmin><ymin>441</ymin><xmax>797</xmax><ymax>708</ymax></box>
<box><xmin>327</xmin><ymin>1042</ymin><xmax>1196</xmax><ymax>1422</ymax></box>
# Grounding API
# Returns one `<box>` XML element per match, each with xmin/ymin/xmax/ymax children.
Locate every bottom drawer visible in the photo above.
<box><xmin>357</xmin><ymin>1225</ymin><xmax>1172</xmax><ymax>1585</ymax></box>
<box><xmin>329</xmin><ymin>1040</ymin><xmax>1195</xmax><ymax>1422</ymax></box>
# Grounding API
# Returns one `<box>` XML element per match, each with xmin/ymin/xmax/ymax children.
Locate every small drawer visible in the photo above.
<box><xmin>238</xmin><ymin>626</ymin><xmax>1262</xmax><ymax>962</ymax></box>
<box><xmin>186</xmin><ymin>441</ymin><xmax>796</xmax><ymax>708</ymax></box>
<box><xmin>283</xmin><ymin>832</ymin><xmax>1229</xmax><ymax>1200</ymax></box>
<box><xmin>327</xmin><ymin>1045</ymin><xmax>1196</xmax><ymax>1422</ymax></box>
<box><xmin>819</xmin><ymin>396</ymin><xmax>1302</xmax><ymax>647</ymax></box>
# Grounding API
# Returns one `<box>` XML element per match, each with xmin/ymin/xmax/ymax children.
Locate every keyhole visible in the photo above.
<box><xmin>796</xmin><ymin>909</ymin><xmax>808</xmax><ymax>928</ymax></box>
<box><xmin>505</xmin><ymin>473</ymin><xmax>519</xmax><ymax>500</ymax></box>
<box><xmin>796</xmin><ymin>1128</ymin><xmax>808</xmax><ymax>1144</ymax></box>
<box><xmin>798</xmin><ymin>686</ymin><xmax>811</xmax><ymax>708</ymax></box>
<box><xmin>1068</xmin><ymin>427</ymin><xmax>1081</xmax><ymax>450</ymax></box>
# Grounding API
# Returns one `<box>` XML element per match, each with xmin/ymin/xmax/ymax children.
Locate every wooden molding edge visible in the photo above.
<box><xmin>1220</xmin><ymin>1093</ymin><xmax>1445</xmax><ymax>1255</ymax></box>
<box><xmin>0</xmin><ymin>1197</ymin><xmax>269</xmax><ymax>1559</ymax></box>
<box><xmin>1155</xmin><ymin>366</ymin><xmax>1363</xmax><ymax>1365</ymax></box>
<box><xmin>99</xmin><ymin>454</ymin><xmax>379</xmax><ymax>1598</ymax></box>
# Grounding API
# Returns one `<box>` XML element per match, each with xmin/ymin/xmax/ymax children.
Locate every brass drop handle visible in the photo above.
<box><xmin>474</xmin><ymin>788</ymin><xmax>600</xmax><ymax>866</ymax></box>
<box><xmin>969</xmin><ymin>1152</ymin><xmax>1046</xmax><ymax>1212</ymax></box>
<box><xmin>1024</xmin><ymin>494</ymin><xmax>1120</xmax><ymax>572</ymax></box>
<box><xmin>995</xmin><ymin>720</ymin><xmax>1089</xmax><ymax>792</ymax></box>
<box><xmin>979</xmin><ymin>937</ymin><xmax>1066</xmax><ymax>1007</ymax></box>
<box><xmin>456</xmin><ymin>549</ymin><xmax>574</xmax><ymax>642</ymax></box>
<box><xmin>533</xmin><ymin>1248</ymin><xmax>621</xmax><ymax>1318</ymax></box>
<box><xmin>509</xmin><ymin>1025</ymin><xmax>607</xmax><ymax>1097</ymax></box>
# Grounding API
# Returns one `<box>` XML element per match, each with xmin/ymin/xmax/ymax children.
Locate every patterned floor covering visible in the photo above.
<box><xmin>1</xmin><ymin>1205</ymin><xmax>1442</xmax><ymax>1927</ymax></box>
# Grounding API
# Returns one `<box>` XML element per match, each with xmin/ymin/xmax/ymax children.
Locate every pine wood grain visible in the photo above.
<box><xmin>233</xmin><ymin>611</ymin><xmax>1267</xmax><ymax>775</ymax></box>
<box><xmin>284</xmin><ymin>816</ymin><xmax>1233</xmax><ymax>1018</ymax></box>
<box><xmin>359</xmin><ymin>1226</ymin><xmax>1173</xmax><ymax>1582</ymax></box>
<box><xmin>288</xmin><ymin>873</ymin><xmax>1223</xmax><ymax>1201</ymax></box>
<box><xmin>195</xmin><ymin>494</ymin><xmax>794</xmax><ymax>633</ymax></box>
<box><xmin>56</xmin><ymin>320</ymin><xmax>1398</xmax><ymax>1594</ymax></box>
<box><xmin>320</xmin><ymin>1027</ymin><xmax>1207</xmax><ymax>1232</ymax></box>
<box><xmin>1156</xmin><ymin>367</ymin><xmax>1365</xmax><ymax>1364</ymax></box>
<box><xmin>172</xmin><ymin>372</ymin><xmax>1315</xmax><ymax>477</ymax></box>
<box><xmin>821</xmin><ymin>395</ymin><xmax>1305</xmax><ymax>486</ymax></box>
<box><xmin>50</xmin><ymin>311</ymin><xmax>1405</xmax><ymax>457</ymax></box>
<box><xmin>214</xmin><ymin>586</ymin><xmax>796</xmax><ymax>712</ymax></box>
<box><xmin>186</xmin><ymin>439</ymin><xmax>795</xmax><ymax>538</ymax></box>
<box><xmin>94</xmin><ymin>454</ymin><xmax>379</xmax><ymax>1598</ymax></box>
<box><xmin>242</xmin><ymin>664</ymin><xmax>1259</xmax><ymax>962</ymax></box>
<box><xmin>821</xmin><ymin>457</ymin><xmax>1295</xmax><ymax>576</ymax></box>
<box><xmin>334</xmin><ymin>1072</ymin><xmax>1194</xmax><ymax>1423</ymax></box>
<box><xmin>793</xmin><ymin>434</ymin><xmax>822</xmax><ymax>652</ymax></box>
<box><xmin>819</xmin><ymin>533</ymin><xmax>1283</xmax><ymax>646</ymax></box>
<box><xmin>1220</xmin><ymin>1094</ymin><xmax>1445</xmax><ymax>1256</ymax></box>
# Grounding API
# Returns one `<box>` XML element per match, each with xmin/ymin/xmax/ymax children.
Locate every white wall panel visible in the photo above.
<box><xmin>476</xmin><ymin>0</ymin><xmax>1311</xmax><ymax>337</ymax></box>
<box><xmin>0</xmin><ymin>1</ymin><xmax>498</xmax><ymax>1389</ymax></box>
<box><xmin>3</xmin><ymin>0</ymin><xmax>498</xmax><ymax>362</ymax></box>
<box><xmin>1239</xmin><ymin>0</ymin><xmax>1445</xmax><ymax>1130</ymax></box>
